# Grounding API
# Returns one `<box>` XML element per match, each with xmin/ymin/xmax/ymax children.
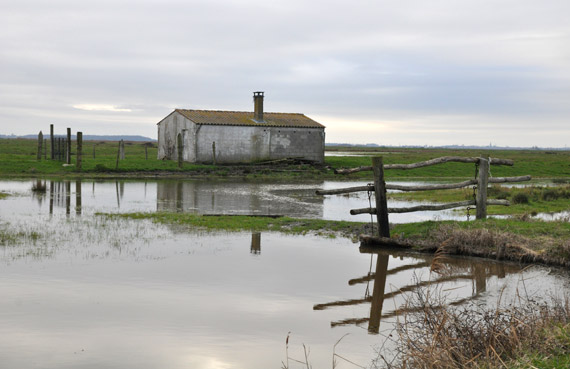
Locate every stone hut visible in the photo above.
<box><xmin>157</xmin><ymin>92</ymin><xmax>325</xmax><ymax>163</ymax></box>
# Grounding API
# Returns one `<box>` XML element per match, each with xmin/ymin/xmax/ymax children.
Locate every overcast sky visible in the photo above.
<box><xmin>1</xmin><ymin>0</ymin><xmax>569</xmax><ymax>147</ymax></box>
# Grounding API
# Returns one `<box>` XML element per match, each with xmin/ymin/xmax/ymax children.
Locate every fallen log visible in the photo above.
<box><xmin>334</xmin><ymin>156</ymin><xmax>515</xmax><ymax>174</ymax></box>
<box><xmin>359</xmin><ymin>234</ymin><xmax>415</xmax><ymax>248</ymax></box>
<box><xmin>350</xmin><ymin>199</ymin><xmax>510</xmax><ymax>215</ymax></box>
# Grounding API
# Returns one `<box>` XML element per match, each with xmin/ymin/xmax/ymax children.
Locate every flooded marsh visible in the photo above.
<box><xmin>1</xmin><ymin>178</ymin><xmax>569</xmax><ymax>369</ymax></box>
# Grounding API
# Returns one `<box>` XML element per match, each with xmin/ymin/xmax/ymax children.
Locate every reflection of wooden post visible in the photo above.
<box><xmin>66</xmin><ymin>128</ymin><xmax>71</xmax><ymax>164</ymax></box>
<box><xmin>49</xmin><ymin>181</ymin><xmax>54</xmax><ymax>215</ymax></box>
<box><xmin>75</xmin><ymin>180</ymin><xmax>82</xmax><ymax>215</ymax></box>
<box><xmin>372</xmin><ymin>157</ymin><xmax>390</xmax><ymax>237</ymax></box>
<box><xmin>212</xmin><ymin>141</ymin><xmax>216</xmax><ymax>165</ymax></box>
<box><xmin>65</xmin><ymin>181</ymin><xmax>71</xmax><ymax>216</ymax></box>
<box><xmin>50</xmin><ymin>124</ymin><xmax>54</xmax><ymax>159</ymax></box>
<box><xmin>37</xmin><ymin>131</ymin><xmax>43</xmax><ymax>161</ymax></box>
<box><xmin>251</xmin><ymin>233</ymin><xmax>261</xmax><ymax>254</ymax></box>
<box><xmin>177</xmin><ymin>133</ymin><xmax>183</xmax><ymax>168</ymax></box>
<box><xmin>476</xmin><ymin>158</ymin><xmax>489</xmax><ymax>219</ymax></box>
<box><xmin>76</xmin><ymin>132</ymin><xmax>82</xmax><ymax>170</ymax></box>
<box><xmin>368</xmin><ymin>254</ymin><xmax>389</xmax><ymax>333</ymax></box>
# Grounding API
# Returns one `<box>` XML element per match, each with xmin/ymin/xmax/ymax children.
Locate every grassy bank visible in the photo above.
<box><xmin>110</xmin><ymin>212</ymin><xmax>570</xmax><ymax>267</ymax></box>
<box><xmin>389</xmin><ymin>184</ymin><xmax>570</xmax><ymax>216</ymax></box>
<box><xmin>2</xmin><ymin>138</ymin><xmax>569</xmax><ymax>179</ymax></box>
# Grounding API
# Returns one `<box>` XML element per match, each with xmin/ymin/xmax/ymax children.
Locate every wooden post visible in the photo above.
<box><xmin>37</xmin><ymin>131</ymin><xmax>43</xmax><ymax>161</ymax></box>
<box><xmin>76</xmin><ymin>132</ymin><xmax>82</xmax><ymax>170</ymax></box>
<box><xmin>372</xmin><ymin>156</ymin><xmax>390</xmax><ymax>238</ymax></box>
<box><xmin>177</xmin><ymin>133</ymin><xmax>183</xmax><ymax>168</ymax></box>
<box><xmin>476</xmin><ymin>157</ymin><xmax>489</xmax><ymax>219</ymax></box>
<box><xmin>119</xmin><ymin>139</ymin><xmax>125</xmax><ymax>160</ymax></box>
<box><xmin>66</xmin><ymin>128</ymin><xmax>71</xmax><ymax>164</ymax></box>
<box><xmin>145</xmin><ymin>144</ymin><xmax>148</xmax><ymax>160</ymax></box>
<box><xmin>44</xmin><ymin>138</ymin><xmax>47</xmax><ymax>159</ymax></box>
<box><xmin>93</xmin><ymin>144</ymin><xmax>96</xmax><ymax>159</ymax></box>
<box><xmin>212</xmin><ymin>141</ymin><xmax>216</xmax><ymax>165</ymax></box>
<box><xmin>50</xmin><ymin>124</ymin><xmax>54</xmax><ymax>159</ymax></box>
<box><xmin>115</xmin><ymin>141</ymin><xmax>121</xmax><ymax>170</ymax></box>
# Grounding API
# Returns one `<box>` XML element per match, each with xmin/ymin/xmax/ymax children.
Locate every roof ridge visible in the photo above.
<box><xmin>175</xmin><ymin>108</ymin><xmax>305</xmax><ymax>115</ymax></box>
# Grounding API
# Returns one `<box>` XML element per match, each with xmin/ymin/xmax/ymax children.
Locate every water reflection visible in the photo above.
<box><xmin>314</xmin><ymin>248</ymin><xmax>522</xmax><ymax>334</ymax></box>
<box><xmin>251</xmin><ymin>233</ymin><xmax>261</xmax><ymax>255</ymax></box>
<box><xmin>156</xmin><ymin>181</ymin><xmax>324</xmax><ymax>218</ymax></box>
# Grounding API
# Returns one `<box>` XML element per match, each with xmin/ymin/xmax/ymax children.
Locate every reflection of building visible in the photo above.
<box><xmin>156</xmin><ymin>181</ymin><xmax>324</xmax><ymax>218</ymax></box>
<box><xmin>314</xmin><ymin>249</ymin><xmax>520</xmax><ymax>334</ymax></box>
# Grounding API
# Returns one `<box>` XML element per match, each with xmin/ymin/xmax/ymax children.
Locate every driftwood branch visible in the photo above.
<box><xmin>334</xmin><ymin>156</ymin><xmax>515</xmax><ymax>174</ymax></box>
<box><xmin>316</xmin><ymin>176</ymin><xmax>530</xmax><ymax>196</ymax></box>
<box><xmin>350</xmin><ymin>199</ymin><xmax>510</xmax><ymax>215</ymax></box>
<box><xmin>489</xmin><ymin>175</ymin><xmax>532</xmax><ymax>183</ymax></box>
<box><xmin>316</xmin><ymin>185</ymin><xmax>373</xmax><ymax>196</ymax></box>
<box><xmin>359</xmin><ymin>234</ymin><xmax>415</xmax><ymax>248</ymax></box>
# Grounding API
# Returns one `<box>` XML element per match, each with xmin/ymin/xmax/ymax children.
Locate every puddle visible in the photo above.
<box><xmin>0</xmin><ymin>182</ymin><xmax>569</xmax><ymax>368</ymax></box>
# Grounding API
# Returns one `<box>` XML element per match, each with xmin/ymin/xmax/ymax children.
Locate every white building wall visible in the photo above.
<box><xmin>158</xmin><ymin>114</ymin><xmax>325</xmax><ymax>163</ymax></box>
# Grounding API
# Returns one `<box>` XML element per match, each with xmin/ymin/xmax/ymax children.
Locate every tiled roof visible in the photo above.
<box><xmin>173</xmin><ymin>109</ymin><xmax>325</xmax><ymax>128</ymax></box>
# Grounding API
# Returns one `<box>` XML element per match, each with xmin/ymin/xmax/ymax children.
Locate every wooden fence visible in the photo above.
<box><xmin>317</xmin><ymin>156</ymin><xmax>531</xmax><ymax>246</ymax></box>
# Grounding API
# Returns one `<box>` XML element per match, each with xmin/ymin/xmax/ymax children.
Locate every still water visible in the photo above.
<box><xmin>1</xmin><ymin>179</ymin><xmax>569</xmax><ymax>368</ymax></box>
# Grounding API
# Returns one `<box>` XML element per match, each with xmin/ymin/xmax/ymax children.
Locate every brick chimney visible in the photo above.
<box><xmin>253</xmin><ymin>91</ymin><xmax>264</xmax><ymax>122</ymax></box>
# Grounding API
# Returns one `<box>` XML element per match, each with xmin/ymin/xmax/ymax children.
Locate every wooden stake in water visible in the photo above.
<box><xmin>372</xmin><ymin>156</ymin><xmax>390</xmax><ymax>238</ymax></box>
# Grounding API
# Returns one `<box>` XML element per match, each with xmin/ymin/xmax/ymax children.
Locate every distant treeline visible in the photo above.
<box><xmin>326</xmin><ymin>143</ymin><xmax>569</xmax><ymax>151</ymax></box>
<box><xmin>0</xmin><ymin>134</ymin><xmax>156</xmax><ymax>142</ymax></box>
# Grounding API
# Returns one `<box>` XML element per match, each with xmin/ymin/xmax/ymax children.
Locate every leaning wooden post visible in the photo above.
<box><xmin>372</xmin><ymin>156</ymin><xmax>390</xmax><ymax>238</ymax></box>
<box><xmin>66</xmin><ymin>128</ymin><xmax>72</xmax><ymax>164</ymax></box>
<box><xmin>119</xmin><ymin>139</ymin><xmax>125</xmax><ymax>160</ymax></box>
<box><xmin>37</xmin><ymin>131</ymin><xmax>43</xmax><ymax>161</ymax></box>
<box><xmin>177</xmin><ymin>133</ymin><xmax>183</xmax><ymax>168</ymax></box>
<box><xmin>76</xmin><ymin>132</ymin><xmax>83</xmax><ymax>171</ymax></box>
<box><xmin>476</xmin><ymin>157</ymin><xmax>489</xmax><ymax>219</ymax></box>
<box><xmin>115</xmin><ymin>141</ymin><xmax>121</xmax><ymax>170</ymax></box>
<box><xmin>50</xmin><ymin>124</ymin><xmax>54</xmax><ymax>159</ymax></box>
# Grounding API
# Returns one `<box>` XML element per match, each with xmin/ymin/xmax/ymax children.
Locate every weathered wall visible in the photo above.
<box><xmin>195</xmin><ymin>125</ymin><xmax>325</xmax><ymax>163</ymax></box>
<box><xmin>157</xmin><ymin>112</ymin><xmax>196</xmax><ymax>161</ymax></box>
<box><xmin>158</xmin><ymin>113</ymin><xmax>325</xmax><ymax>163</ymax></box>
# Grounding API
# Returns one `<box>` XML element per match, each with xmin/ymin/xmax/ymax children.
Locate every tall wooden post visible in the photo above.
<box><xmin>177</xmin><ymin>133</ymin><xmax>183</xmax><ymax>168</ymax></box>
<box><xmin>93</xmin><ymin>144</ymin><xmax>96</xmax><ymax>159</ymax></box>
<box><xmin>212</xmin><ymin>141</ymin><xmax>216</xmax><ymax>165</ymax></box>
<box><xmin>66</xmin><ymin>128</ymin><xmax>71</xmax><ymax>164</ymax></box>
<box><xmin>37</xmin><ymin>131</ymin><xmax>43</xmax><ymax>161</ymax></box>
<box><xmin>119</xmin><ymin>139</ymin><xmax>125</xmax><ymax>160</ymax></box>
<box><xmin>50</xmin><ymin>124</ymin><xmax>54</xmax><ymax>159</ymax></box>
<box><xmin>476</xmin><ymin>157</ymin><xmax>489</xmax><ymax>219</ymax></box>
<box><xmin>145</xmin><ymin>144</ymin><xmax>148</xmax><ymax>160</ymax></box>
<box><xmin>372</xmin><ymin>156</ymin><xmax>390</xmax><ymax>238</ymax></box>
<box><xmin>76</xmin><ymin>132</ymin><xmax>83</xmax><ymax>170</ymax></box>
<box><xmin>44</xmin><ymin>138</ymin><xmax>47</xmax><ymax>159</ymax></box>
<box><xmin>115</xmin><ymin>141</ymin><xmax>121</xmax><ymax>170</ymax></box>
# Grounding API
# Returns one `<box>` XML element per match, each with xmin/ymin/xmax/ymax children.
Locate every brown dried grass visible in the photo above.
<box><xmin>377</xmin><ymin>285</ymin><xmax>570</xmax><ymax>369</ymax></box>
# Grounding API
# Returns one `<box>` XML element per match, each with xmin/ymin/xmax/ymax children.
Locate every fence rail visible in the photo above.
<box><xmin>317</xmin><ymin>156</ymin><xmax>531</xmax><ymax>246</ymax></box>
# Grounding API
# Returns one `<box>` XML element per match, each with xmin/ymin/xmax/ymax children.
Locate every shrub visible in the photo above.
<box><xmin>512</xmin><ymin>193</ymin><xmax>529</xmax><ymax>204</ymax></box>
<box><xmin>94</xmin><ymin>164</ymin><xmax>110</xmax><ymax>172</ymax></box>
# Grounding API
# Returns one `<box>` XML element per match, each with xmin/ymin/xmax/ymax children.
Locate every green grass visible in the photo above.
<box><xmin>2</xmin><ymin>138</ymin><xmax>569</xmax><ymax>179</ymax></box>
<box><xmin>108</xmin><ymin>212</ymin><xmax>369</xmax><ymax>239</ymax></box>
